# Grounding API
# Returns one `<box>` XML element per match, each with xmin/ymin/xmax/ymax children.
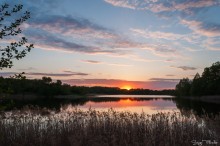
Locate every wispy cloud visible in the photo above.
<box><xmin>29</xmin><ymin>72</ymin><xmax>89</xmax><ymax>77</ymax></box>
<box><xmin>181</xmin><ymin>19</ymin><xmax>220</xmax><ymax>37</ymax></box>
<box><xmin>25</xmin><ymin>30</ymin><xmax>122</xmax><ymax>55</ymax></box>
<box><xmin>143</xmin><ymin>44</ymin><xmax>185</xmax><ymax>59</ymax></box>
<box><xmin>131</xmin><ymin>28</ymin><xmax>183</xmax><ymax>41</ymax></box>
<box><xmin>149</xmin><ymin>78</ymin><xmax>180</xmax><ymax>82</ymax></box>
<box><xmin>81</xmin><ymin>60</ymin><xmax>132</xmax><ymax>67</ymax></box>
<box><xmin>130</xmin><ymin>27</ymin><xmax>207</xmax><ymax>56</ymax></box>
<box><xmin>204</xmin><ymin>38</ymin><xmax>220</xmax><ymax>51</ymax></box>
<box><xmin>131</xmin><ymin>28</ymin><xmax>205</xmax><ymax>46</ymax></box>
<box><xmin>166</xmin><ymin>74</ymin><xmax>175</xmax><ymax>77</ymax></box>
<box><xmin>0</xmin><ymin>71</ymin><xmax>89</xmax><ymax>78</ymax></box>
<box><xmin>23</xmin><ymin>11</ymin><xmax>191</xmax><ymax>59</ymax></box>
<box><xmin>104</xmin><ymin>0</ymin><xmax>219</xmax><ymax>13</ymax></box>
<box><xmin>171</xmin><ymin>65</ymin><xmax>197</xmax><ymax>71</ymax></box>
<box><xmin>81</xmin><ymin>60</ymin><xmax>102</xmax><ymax>64</ymax></box>
<box><xmin>28</xmin><ymin>15</ymin><xmax>118</xmax><ymax>39</ymax></box>
<box><xmin>24</xmin><ymin>15</ymin><xmax>150</xmax><ymax>56</ymax></box>
<box><xmin>27</xmin><ymin>72</ymin><xmax>89</xmax><ymax>77</ymax></box>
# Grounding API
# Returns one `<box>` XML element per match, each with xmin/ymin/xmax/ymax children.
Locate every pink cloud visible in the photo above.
<box><xmin>181</xmin><ymin>19</ymin><xmax>220</xmax><ymax>37</ymax></box>
<box><xmin>104</xmin><ymin>0</ymin><xmax>219</xmax><ymax>13</ymax></box>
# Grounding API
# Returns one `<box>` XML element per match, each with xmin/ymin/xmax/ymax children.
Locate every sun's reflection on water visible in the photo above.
<box><xmin>63</xmin><ymin>98</ymin><xmax>179</xmax><ymax>114</ymax></box>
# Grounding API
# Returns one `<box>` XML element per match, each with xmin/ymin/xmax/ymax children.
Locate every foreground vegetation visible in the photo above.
<box><xmin>0</xmin><ymin>108</ymin><xmax>219</xmax><ymax>146</ymax></box>
<box><xmin>176</xmin><ymin>61</ymin><xmax>220</xmax><ymax>96</ymax></box>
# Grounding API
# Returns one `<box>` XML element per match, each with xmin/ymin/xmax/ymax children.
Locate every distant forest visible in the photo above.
<box><xmin>0</xmin><ymin>76</ymin><xmax>175</xmax><ymax>97</ymax></box>
<box><xmin>176</xmin><ymin>61</ymin><xmax>220</xmax><ymax>96</ymax></box>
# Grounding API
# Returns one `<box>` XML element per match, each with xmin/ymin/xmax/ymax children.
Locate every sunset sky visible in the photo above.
<box><xmin>1</xmin><ymin>0</ymin><xmax>220</xmax><ymax>89</ymax></box>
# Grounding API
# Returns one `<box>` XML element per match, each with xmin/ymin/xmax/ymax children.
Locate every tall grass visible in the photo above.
<box><xmin>0</xmin><ymin>107</ymin><xmax>219</xmax><ymax>146</ymax></box>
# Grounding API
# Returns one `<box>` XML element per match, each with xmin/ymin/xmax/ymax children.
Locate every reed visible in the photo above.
<box><xmin>0</xmin><ymin>107</ymin><xmax>219</xmax><ymax>146</ymax></box>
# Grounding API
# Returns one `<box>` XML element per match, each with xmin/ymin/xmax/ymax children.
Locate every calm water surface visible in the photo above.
<box><xmin>2</xmin><ymin>95</ymin><xmax>220</xmax><ymax>115</ymax></box>
<box><xmin>94</xmin><ymin>95</ymin><xmax>174</xmax><ymax>98</ymax></box>
<box><xmin>64</xmin><ymin>95</ymin><xmax>178</xmax><ymax>114</ymax></box>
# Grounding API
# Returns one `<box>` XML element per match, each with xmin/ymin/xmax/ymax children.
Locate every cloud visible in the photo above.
<box><xmin>25</xmin><ymin>30</ymin><xmax>122</xmax><ymax>55</ymax></box>
<box><xmin>81</xmin><ymin>60</ymin><xmax>132</xmax><ymax>67</ymax></box>
<box><xmin>171</xmin><ymin>65</ymin><xmax>197</xmax><ymax>71</ymax></box>
<box><xmin>143</xmin><ymin>44</ymin><xmax>184</xmax><ymax>58</ymax></box>
<box><xmin>204</xmin><ymin>38</ymin><xmax>220</xmax><ymax>51</ymax></box>
<box><xmin>0</xmin><ymin>71</ymin><xmax>89</xmax><ymax>78</ymax></box>
<box><xmin>81</xmin><ymin>60</ymin><xmax>102</xmax><ymax>64</ymax></box>
<box><xmin>0</xmin><ymin>72</ymin><xmax>17</xmax><ymax>77</ymax></box>
<box><xmin>28</xmin><ymin>14</ymin><xmax>147</xmax><ymax>51</ymax></box>
<box><xmin>131</xmin><ymin>28</ymin><xmax>183</xmax><ymax>40</ymax></box>
<box><xmin>28</xmin><ymin>15</ymin><xmax>118</xmax><ymax>39</ymax></box>
<box><xmin>24</xmin><ymin>14</ymin><xmax>151</xmax><ymax>56</ymax></box>
<box><xmin>104</xmin><ymin>0</ymin><xmax>138</xmax><ymax>10</ymax></box>
<box><xmin>166</xmin><ymin>74</ymin><xmax>175</xmax><ymax>77</ymax></box>
<box><xmin>131</xmin><ymin>28</ymin><xmax>205</xmax><ymax>45</ymax></box>
<box><xmin>130</xmin><ymin>27</ymin><xmax>209</xmax><ymax>55</ymax></box>
<box><xmin>63</xmin><ymin>78</ymin><xmax>179</xmax><ymax>90</ymax></box>
<box><xmin>27</xmin><ymin>72</ymin><xmax>89</xmax><ymax>77</ymax></box>
<box><xmin>130</xmin><ymin>29</ymin><xmax>191</xmax><ymax>58</ymax></box>
<box><xmin>172</xmin><ymin>0</ymin><xmax>219</xmax><ymax>11</ymax></box>
<box><xmin>24</xmin><ymin>11</ymin><xmax>190</xmax><ymax>58</ymax></box>
<box><xmin>181</xmin><ymin>19</ymin><xmax>220</xmax><ymax>37</ymax></box>
<box><xmin>104</xmin><ymin>0</ymin><xmax>220</xmax><ymax>13</ymax></box>
<box><xmin>149</xmin><ymin>78</ymin><xmax>180</xmax><ymax>82</ymax></box>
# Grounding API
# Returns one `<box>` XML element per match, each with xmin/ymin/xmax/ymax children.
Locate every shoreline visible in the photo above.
<box><xmin>179</xmin><ymin>95</ymin><xmax>220</xmax><ymax>104</ymax></box>
<box><xmin>0</xmin><ymin>94</ymin><xmax>87</xmax><ymax>101</ymax></box>
<box><xmin>1</xmin><ymin>94</ymin><xmax>220</xmax><ymax>104</ymax></box>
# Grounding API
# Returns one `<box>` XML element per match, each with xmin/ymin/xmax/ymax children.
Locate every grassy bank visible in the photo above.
<box><xmin>0</xmin><ymin>108</ymin><xmax>219</xmax><ymax>146</ymax></box>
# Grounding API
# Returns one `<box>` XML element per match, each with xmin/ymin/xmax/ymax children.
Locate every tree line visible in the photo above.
<box><xmin>0</xmin><ymin>76</ymin><xmax>175</xmax><ymax>97</ymax></box>
<box><xmin>175</xmin><ymin>61</ymin><xmax>220</xmax><ymax>96</ymax></box>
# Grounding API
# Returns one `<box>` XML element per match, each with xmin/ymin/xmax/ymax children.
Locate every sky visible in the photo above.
<box><xmin>1</xmin><ymin>0</ymin><xmax>220</xmax><ymax>90</ymax></box>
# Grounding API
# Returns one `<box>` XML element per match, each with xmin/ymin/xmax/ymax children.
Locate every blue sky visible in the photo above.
<box><xmin>1</xmin><ymin>0</ymin><xmax>220</xmax><ymax>89</ymax></box>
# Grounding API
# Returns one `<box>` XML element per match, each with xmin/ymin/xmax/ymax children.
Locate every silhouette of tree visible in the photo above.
<box><xmin>176</xmin><ymin>61</ymin><xmax>220</xmax><ymax>96</ymax></box>
<box><xmin>10</xmin><ymin>72</ymin><xmax>26</xmax><ymax>80</ymax></box>
<box><xmin>0</xmin><ymin>3</ymin><xmax>33</xmax><ymax>69</ymax></box>
<box><xmin>191</xmin><ymin>73</ymin><xmax>202</xmax><ymax>96</ymax></box>
<box><xmin>42</xmin><ymin>77</ymin><xmax>52</xmax><ymax>84</ymax></box>
<box><xmin>202</xmin><ymin>61</ymin><xmax>220</xmax><ymax>95</ymax></box>
<box><xmin>56</xmin><ymin>80</ymin><xmax>62</xmax><ymax>86</ymax></box>
<box><xmin>175</xmin><ymin>78</ymin><xmax>191</xmax><ymax>96</ymax></box>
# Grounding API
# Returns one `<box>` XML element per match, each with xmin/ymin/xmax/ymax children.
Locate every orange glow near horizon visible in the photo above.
<box><xmin>121</xmin><ymin>99</ymin><xmax>132</xmax><ymax>104</ymax></box>
<box><xmin>121</xmin><ymin>85</ymin><xmax>132</xmax><ymax>90</ymax></box>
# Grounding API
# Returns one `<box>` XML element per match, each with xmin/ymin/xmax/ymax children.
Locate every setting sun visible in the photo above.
<box><xmin>121</xmin><ymin>86</ymin><xmax>132</xmax><ymax>90</ymax></box>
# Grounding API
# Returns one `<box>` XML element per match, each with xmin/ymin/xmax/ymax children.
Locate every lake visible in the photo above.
<box><xmin>62</xmin><ymin>95</ymin><xmax>177</xmax><ymax>114</ymax></box>
<box><xmin>1</xmin><ymin>95</ymin><xmax>220</xmax><ymax>116</ymax></box>
<box><xmin>60</xmin><ymin>95</ymin><xmax>220</xmax><ymax>115</ymax></box>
